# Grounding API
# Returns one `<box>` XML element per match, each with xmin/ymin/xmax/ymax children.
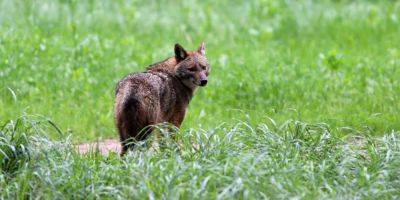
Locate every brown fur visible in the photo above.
<box><xmin>115</xmin><ymin>42</ymin><xmax>210</xmax><ymax>155</ymax></box>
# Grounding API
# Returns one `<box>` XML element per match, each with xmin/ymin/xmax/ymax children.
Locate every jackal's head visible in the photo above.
<box><xmin>174</xmin><ymin>42</ymin><xmax>210</xmax><ymax>89</ymax></box>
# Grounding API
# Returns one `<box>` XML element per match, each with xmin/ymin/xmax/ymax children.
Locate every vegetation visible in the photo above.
<box><xmin>1</xmin><ymin>116</ymin><xmax>399</xmax><ymax>199</ymax></box>
<box><xmin>1</xmin><ymin>0</ymin><xmax>399</xmax><ymax>198</ymax></box>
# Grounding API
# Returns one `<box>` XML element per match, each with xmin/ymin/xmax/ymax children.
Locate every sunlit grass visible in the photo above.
<box><xmin>1</xmin><ymin>0</ymin><xmax>399</xmax><ymax>140</ymax></box>
<box><xmin>1</xmin><ymin>116</ymin><xmax>399</xmax><ymax>199</ymax></box>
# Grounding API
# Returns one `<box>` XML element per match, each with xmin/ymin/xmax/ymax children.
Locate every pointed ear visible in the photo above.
<box><xmin>198</xmin><ymin>42</ymin><xmax>206</xmax><ymax>55</ymax></box>
<box><xmin>174</xmin><ymin>43</ymin><xmax>188</xmax><ymax>61</ymax></box>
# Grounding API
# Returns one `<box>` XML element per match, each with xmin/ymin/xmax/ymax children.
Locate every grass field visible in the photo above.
<box><xmin>1</xmin><ymin>0</ymin><xmax>400</xmax><ymax>199</ymax></box>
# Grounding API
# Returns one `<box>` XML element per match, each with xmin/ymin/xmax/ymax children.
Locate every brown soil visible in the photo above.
<box><xmin>76</xmin><ymin>139</ymin><xmax>120</xmax><ymax>155</ymax></box>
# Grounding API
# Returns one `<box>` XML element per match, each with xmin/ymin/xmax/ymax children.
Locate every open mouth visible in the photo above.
<box><xmin>192</xmin><ymin>80</ymin><xmax>200</xmax><ymax>86</ymax></box>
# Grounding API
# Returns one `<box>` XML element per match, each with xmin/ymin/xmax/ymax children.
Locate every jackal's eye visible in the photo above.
<box><xmin>188</xmin><ymin>66</ymin><xmax>197</xmax><ymax>72</ymax></box>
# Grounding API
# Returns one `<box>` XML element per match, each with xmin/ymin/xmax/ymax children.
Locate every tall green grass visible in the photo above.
<box><xmin>1</xmin><ymin>116</ymin><xmax>399</xmax><ymax>199</ymax></box>
<box><xmin>1</xmin><ymin>0</ymin><xmax>400</xmax><ymax>198</ymax></box>
<box><xmin>1</xmin><ymin>0</ymin><xmax>400</xmax><ymax>140</ymax></box>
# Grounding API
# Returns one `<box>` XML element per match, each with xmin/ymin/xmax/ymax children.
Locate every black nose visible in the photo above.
<box><xmin>200</xmin><ymin>80</ymin><xmax>208</xmax><ymax>86</ymax></box>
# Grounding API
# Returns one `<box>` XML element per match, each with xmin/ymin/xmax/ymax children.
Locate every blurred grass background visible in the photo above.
<box><xmin>1</xmin><ymin>0</ymin><xmax>400</xmax><ymax>141</ymax></box>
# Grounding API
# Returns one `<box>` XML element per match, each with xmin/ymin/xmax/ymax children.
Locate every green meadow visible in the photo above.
<box><xmin>1</xmin><ymin>0</ymin><xmax>400</xmax><ymax>199</ymax></box>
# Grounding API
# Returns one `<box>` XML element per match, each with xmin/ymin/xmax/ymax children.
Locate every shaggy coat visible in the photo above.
<box><xmin>115</xmin><ymin>43</ymin><xmax>210</xmax><ymax>155</ymax></box>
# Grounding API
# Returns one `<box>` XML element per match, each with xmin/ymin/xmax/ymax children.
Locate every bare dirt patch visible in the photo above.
<box><xmin>76</xmin><ymin>139</ymin><xmax>120</xmax><ymax>155</ymax></box>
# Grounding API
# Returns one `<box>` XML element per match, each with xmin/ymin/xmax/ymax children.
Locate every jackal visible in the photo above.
<box><xmin>115</xmin><ymin>42</ymin><xmax>210</xmax><ymax>155</ymax></box>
